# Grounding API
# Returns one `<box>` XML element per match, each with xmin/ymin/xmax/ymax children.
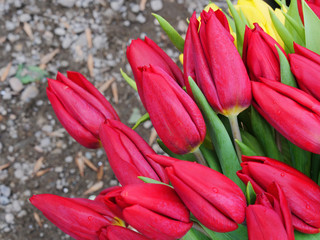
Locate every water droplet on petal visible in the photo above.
<box><xmin>212</xmin><ymin>187</ymin><xmax>218</xmax><ymax>193</ymax></box>
<box><xmin>280</xmin><ymin>172</ymin><xmax>285</xmax><ymax>177</ymax></box>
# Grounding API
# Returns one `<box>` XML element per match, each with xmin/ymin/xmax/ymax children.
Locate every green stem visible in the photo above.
<box><xmin>228</xmin><ymin>115</ymin><xmax>242</xmax><ymax>163</ymax></box>
<box><xmin>193</xmin><ymin>148</ymin><xmax>208</xmax><ymax>167</ymax></box>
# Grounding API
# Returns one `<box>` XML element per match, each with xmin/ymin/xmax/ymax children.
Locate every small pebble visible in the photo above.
<box><xmin>150</xmin><ymin>0</ymin><xmax>163</xmax><ymax>11</ymax></box>
<box><xmin>9</xmin><ymin>77</ymin><xmax>24</xmax><ymax>92</ymax></box>
<box><xmin>21</xmin><ymin>85</ymin><xmax>39</xmax><ymax>102</ymax></box>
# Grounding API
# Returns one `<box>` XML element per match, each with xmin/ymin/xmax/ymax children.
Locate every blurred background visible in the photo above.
<box><xmin>0</xmin><ymin>0</ymin><xmax>228</xmax><ymax>239</ymax></box>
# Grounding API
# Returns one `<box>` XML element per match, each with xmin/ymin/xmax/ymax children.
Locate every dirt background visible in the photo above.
<box><xmin>0</xmin><ymin>0</ymin><xmax>226</xmax><ymax>239</ymax></box>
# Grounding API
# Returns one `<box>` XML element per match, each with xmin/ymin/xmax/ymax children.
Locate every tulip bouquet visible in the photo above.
<box><xmin>30</xmin><ymin>0</ymin><xmax>320</xmax><ymax>239</ymax></box>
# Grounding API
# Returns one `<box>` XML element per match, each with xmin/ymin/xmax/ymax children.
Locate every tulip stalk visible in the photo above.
<box><xmin>228</xmin><ymin>115</ymin><xmax>243</xmax><ymax>162</ymax></box>
<box><xmin>192</xmin><ymin>148</ymin><xmax>208</xmax><ymax>167</ymax></box>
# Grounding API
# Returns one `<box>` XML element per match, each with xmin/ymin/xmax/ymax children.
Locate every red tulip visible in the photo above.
<box><xmin>104</xmin><ymin>183</ymin><xmax>192</xmax><ymax>240</ymax></box>
<box><xmin>148</xmin><ymin>154</ymin><xmax>246</xmax><ymax>232</ymax></box>
<box><xmin>243</xmin><ymin>23</ymin><xmax>286</xmax><ymax>82</ymax></box>
<box><xmin>237</xmin><ymin>155</ymin><xmax>320</xmax><ymax>233</ymax></box>
<box><xmin>252</xmin><ymin>77</ymin><xmax>320</xmax><ymax>154</ymax></box>
<box><xmin>100</xmin><ymin>225</ymin><xmax>149</xmax><ymax>240</ymax></box>
<box><xmin>47</xmin><ymin>72</ymin><xmax>119</xmax><ymax>148</ymax></box>
<box><xmin>246</xmin><ymin>183</ymin><xmax>294</xmax><ymax>240</ymax></box>
<box><xmin>30</xmin><ymin>194</ymin><xmax>123</xmax><ymax>240</ymax></box>
<box><xmin>289</xmin><ymin>43</ymin><xmax>320</xmax><ymax>101</ymax></box>
<box><xmin>184</xmin><ymin>9</ymin><xmax>251</xmax><ymax>116</ymax></box>
<box><xmin>127</xmin><ymin>36</ymin><xmax>184</xmax><ymax>87</ymax></box>
<box><xmin>99</xmin><ymin>119</ymin><xmax>168</xmax><ymax>186</ymax></box>
<box><xmin>136</xmin><ymin>65</ymin><xmax>206</xmax><ymax>154</ymax></box>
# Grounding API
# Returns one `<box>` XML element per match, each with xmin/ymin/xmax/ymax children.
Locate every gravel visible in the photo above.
<box><xmin>0</xmin><ymin>0</ymin><xmax>211</xmax><ymax>239</ymax></box>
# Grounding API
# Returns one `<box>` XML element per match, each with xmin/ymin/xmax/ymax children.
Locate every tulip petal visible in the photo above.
<box><xmin>48</xmin><ymin>79</ymin><xmax>105</xmax><ymax>137</ymax></box>
<box><xmin>123</xmin><ymin>205</ymin><xmax>192</xmax><ymax>240</ymax></box>
<box><xmin>171</xmin><ymin>161</ymin><xmax>246</xmax><ymax>224</ymax></box>
<box><xmin>46</xmin><ymin>87</ymin><xmax>100</xmax><ymax>148</ymax></box>
<box><xmin>246</xmin><ymin>205</ymin><xmax>289</xmax><ymax>240</ymax></box>
<box><xmin>104</xmin><ymin>226</ymin><xmax>149</xmax><ymax>240</ymax></box>
<box><xmin>30</xmin><ymin>194</ymin><xmax>110</xmax><ymax>240</ymax></box>
<box><xmin>58</xmin><ymin>72</ymin><xmax>119</xmax><ymax>120</ymax></box>
<box><xmin>121</xmin><ymin>183</ymin><xmax>190</xmax><ymax>222</ymax></box>
<box><xmin>167</xmin><ymin>167</ymin><xmax>238</xmax><ymax>232</ymax></box>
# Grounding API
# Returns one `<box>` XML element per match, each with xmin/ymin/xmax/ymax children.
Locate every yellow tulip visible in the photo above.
<box><xmin>235</xmin><ymin>0</ymin><xmax>284</xmax><ymax>47</ymax></box>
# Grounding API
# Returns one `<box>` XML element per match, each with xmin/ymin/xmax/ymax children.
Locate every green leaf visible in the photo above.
<box><xmin>279</xmin><ymin>135</ymin><xmax>293</xmax><ymax>166</ymax></box>
<box><xmin>132</xmin><ymin>112</ymin><xmax>150</xmax><ymax>130</ymax></box>
<box><xmin>303</xmin><ymin>0</ymin><xmax>320</xmax><ymax>54</ymax></box>
<box><xmin>269</xmin><ymin>9</ymin><xmax>295</xmax><ymax>53</ymax></box>
<box><xmin>201</xmin><ymin>223</ymin><xmax>248</xmax><ymax>240</ymax></box>
<box><xmin>183</xmin><ymin>228</ymin><xmax>210</xmax><ymax>240</ymax></box>
<box><xmin>287</xmin><ymin>0</ymin><xmax>303</xmax><ymax>25</ymax></box>
<box><xmin>152</xmin><ymin>13</ymin><xmax>185</xmax><ymax>52</ymax></box>
<box><xmin>15</xmin><ymin>64</ymin><xmax>48</xmax><ymax>84</ymax></box>
<box><xmin>283</xmin><ymin>12</ymin><xmax>305</xmax><ymax>45</ymax></box>
<box><xmin>311</xmin><ymin>154</ymin><xmax>320</xmax><ymax>183</ymax></box>
<box><xmin>189</xmin><ymin>77</ymin><xmax>245</xmax><ymax>191</ymax></box>
<box><xmin>276</xmin><ymin>45</ymin><xmax>297</xmax><ymax>88</ymax></box>
<box><xmin>251</xmin><ymin>107</ymin><xmax>282</xmax><ymax>161</ymax></box>
<box><xmin>295</xmin><ymin>231</ymin><xmax>320</xmax><ymax>240</ymax></box>
<box><xmin>138</xmin><ymin>176</ymin><xmax>172</xmax><ymax>188</ymax></box>
<box><xmin>157</xmin><ymin>139</ymin><xmax>197</xmax><ymax>162</ymax></box>
<box><xmin>199</xmin><ymin>145</ymin><xmax>222</xmax><ymax>172</ymax></box>
<box><xmin>240</xmin><ymin>130</ymin><xmax>265</xmax><ymax>156</ymax></box>
<box><xmin>235</xmin><ymin>140</ymin><xmax>259</xmax><ymax>156</ymax></box>
<box><xmin>246</xmin><ymin>181</ymin><xmax>256</xmax><ymax>205</ymax></box>
<box><xmin>289</xmin><ymin>142</ymin><xmax>311</xmax><ymax>177</ymax></box>
<box><xmin>226</xmin><ymin>0</ymin><xmax>246</xmax><ymax>56</ymax></box>
<box><xmin>223</xmin><ymin>10</ymin><xmax>236</xmax><ymax>33</ymax></box>
<box><xmin>120</xmin><ymin>68</ymin><xmax>137</xmax><ymax>91</ymax></box>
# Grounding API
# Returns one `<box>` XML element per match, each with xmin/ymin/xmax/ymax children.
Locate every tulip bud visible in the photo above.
<box><xmin>127</xmin><ymin>36</ymin><xmax>184</xmax><ymax>87</ymax></box>
<box><xmin>99</xmin><ymin>119</ymin><xmax>168</xmax><ymax>186</ymax></box>
<box><xmin>243</xmin><ymin>23</ymin><xmax>286</xmax><ymax>82</ymax></box>
<box><xmin>289</xmin><ymin>43</ymin><xmax>320</xmax><ymax>101</ymax></box>
<box><xmin>252</xmin><ymin>77</ymin><xmax>320</xmax><ymax>154</ymax></box>
<box><xmin>246</xmin><ymin>182</ymin><xmax>294</xmax><ymax>240</ymax></box>
<box><xmin>237</xmin><ymin>155</ymin><xmax>320</xmax><ymax>233</ymax></box>
<box><xmin>148</xmin><ymin>154</ymin><xmax>246</xmax><ymax>232</ymax></box>
<box><xmin>47</xmin><ymin>72</ymin><xmax>119</xmax><ymax>149</ymax></box>
<box><xmin>30</xmin><ymin>194</ymin><xmax>124</xmax><ymax>240</ymax></box>
<box><xmin>136</xmin><ymin>65</ymin><xmax>206</xmax><ymax>155</ymax></box>
<box><xmin>184</xmin><ymin>9</ymin><xmax>251</xmax><ymax>116</ymax></box>
<box><xmin>104</xmin><ymin>183</ymin><xmax>193</xmax><ymax>240</ymax></box>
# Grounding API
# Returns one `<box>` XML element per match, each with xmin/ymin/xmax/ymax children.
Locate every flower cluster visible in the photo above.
<box><xmin>30</xmin><ymin>0</ymin><xmax>320</xmax><ymax>239</ymax></box>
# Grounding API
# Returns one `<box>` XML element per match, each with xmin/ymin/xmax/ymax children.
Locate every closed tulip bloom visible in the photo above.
<box><xmin>246</xmin><ymin>183</ymin><xmax>294</xmax><ymax>240</ymax></box>
<box><xmin>99</xmin><ymin>119</ymin><xmax>168</xmax><ymax>186</ymax></box>
<box><xmin>243</xmin><ymin>23</ymin><xmax>286</xmax><ymax>82</ymax></box>
<box><xmin>47</xmin><ymin>72</ymin><xmax>119</xmax><ymax>149</ymax></box>
<box><xmin>184</xmin><ymin>9</ymin><xmax>251</xmax><ymax>116</ymax></box>
<box><xmin>104</xmin><ymin>183</ymin><xmax>192</xmax><ymax>240</ymax></box>
<box><xmin>252</xmin><ymin>77</ymin><xmax>320</xmax><ymax>154</ymax></box>
<box><xmin>30</xmin><ymin>194</ymin><xmax>124</xmax><ymax>240</ymax></box>
<box><xmin>289</xmin><ymin>43</ymin><xmax>320</xmax><ymax>101</ymax></box>
<box><xmin>137</xmin><ymin>65</ymin><xmax>206</xmax><ymax>155</ymax></box>
<box><xmin>127</xmin><ymin>36</ymin><xmax>184</xmax><ymax>87</ymax></box>
<box><xmin>237</xmin><ymin>155</ymin><xmax>320</xmax><ymax>233</ymax></box>
<box><xmin>148</xmin><ymin>154</ymin><xmax>246</xmax><ymax>232</ymax></box>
